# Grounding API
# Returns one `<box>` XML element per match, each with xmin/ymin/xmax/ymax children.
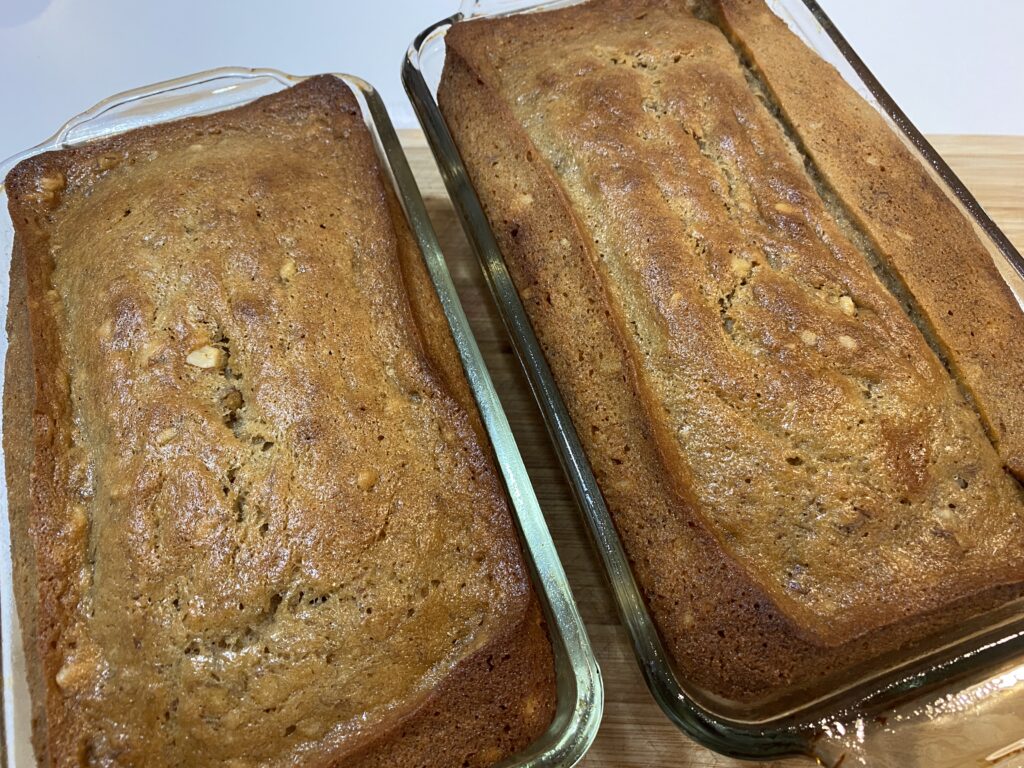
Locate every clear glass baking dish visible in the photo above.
<box><xmin>0</xmin><ymin>67</ymin><xmax>603</xmax><ymax>768</ymax></box>
<box><xmin>402</xmin><ymin>1</ymin><xmax>1024</xmax><ymax>765</ymax></box>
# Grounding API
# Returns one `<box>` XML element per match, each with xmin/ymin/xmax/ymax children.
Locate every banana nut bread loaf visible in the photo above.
<box><xmin>4</xmin><ymin>75</ymin><xmax>555</xmax><ymax>766</ymax></box>
<box><xmin>439</xmin><ymin>0</ymin><xmax>1024</xmax><ymax>706</ymax></box>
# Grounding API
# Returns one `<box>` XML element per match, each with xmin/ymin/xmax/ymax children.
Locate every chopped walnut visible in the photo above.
<box><xmin>39</xmin><ymin>172</ymin><xmax>66</xmax><ymax>193</ymax></box>
<box><xmin>800</xmin><ymin>330</ymin><xmax>817</xmax><ymax>346</ymax></box>
<box><xmin>357</xmin><ymin>469</ymin><xmax>379</xmax><ymax>491</ymax></box>
<box><xmin>522</xmin><ymin>694</ymin><xmax>540</xmax><ymax>718</ymax></box>
<box><xmin>279</xmin><ymin>258</ymin><xmax>297</xmax><ymax>281</ymax></box>
<box><xmin>730</xmin><ymin>255</ymin><xmax>752</xmax><ymax>279</ymax></box>
<box><xmin>838</xmin><ymin>335</ymin><xmax>858</xmax><ymax>351</ymax></box>
<box><xmin>55</xmin><ymin>658</ymin><xmax>93</xmax><ymax>692</ymax></box>
<box><xmin>837</xmin><ymin>295</ymin><xmax>857</xmax><ymax>316</ymax></box>
<box><xmin>97</xmin><ymin>154</ymin><xmax>121</xmax><ymax>172</ymax></box>
<box><xmin>186</xmin><ymin>345</ymin><xmax>226</xmax><ymax>369</ymax></box>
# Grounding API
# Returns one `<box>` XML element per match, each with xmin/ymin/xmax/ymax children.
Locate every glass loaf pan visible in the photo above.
<box><xmin>402</xmin><ymin>1</ymin><xmax>1024</xmax><ymax>765</ymax></box>
<box><xmin>0</xmin><ymin>68</ymin><xmax>603</xmax><ymax>768</ymax></box>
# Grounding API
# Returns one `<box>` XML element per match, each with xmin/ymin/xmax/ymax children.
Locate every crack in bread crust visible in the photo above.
<box><xmin>705</xmin><ymin>0</ymin><xmax>1024</xmax><ymax>482</ymax></box>
<box><xmin>694</xmin><ymin>0</ymin><xmax>1018</xmax><ymax>481</ymax></box>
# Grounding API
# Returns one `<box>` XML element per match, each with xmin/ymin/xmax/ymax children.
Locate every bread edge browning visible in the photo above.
<box><xmin>4</xmin><ymin>229</ymin><xmax>50</xmax><ymax>764</ymax></box>
<box><xmin>337</xmin><ymin>599</ymin><xmax>555</xmax><ymax>768</ymax></box>
<box><xmin>6</xmin><ymin>136</ymin><xmax>86</xmax><ymax>764</ymax></box>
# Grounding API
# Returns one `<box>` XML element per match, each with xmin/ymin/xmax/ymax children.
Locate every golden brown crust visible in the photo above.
<box><xmin>4</xmin><ymin>234</ymin><xmax>49</xmax><ymax>763</ymax></box>
<box><xmin>342</xmin><ymin>600</ymin><xmax>555</xmax><ymax>768</ymax></box>
<box><xmin>440</xmin><ymin>0</ymin><xmax>1024</xmax><ymax>705</ymax></box>
<box><xmin>5</xmin><ymin>75</ymin><xmax>554</xmax><ymax>766</ymax></box>
<box><xmin>7</xmin><ymin>145</ymin><xmax>83</xmax><ymax>763</ymax></box>
<box><xmin>709</xmin><ymin>0</ymin><xmax>1024</xmax><ymax>482</ymax></box>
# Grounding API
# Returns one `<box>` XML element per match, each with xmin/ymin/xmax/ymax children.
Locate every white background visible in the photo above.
<box><xmin>0</xmin><ymin>0</ymin><xmax>1022</xmax><ymax>161</ymax></box>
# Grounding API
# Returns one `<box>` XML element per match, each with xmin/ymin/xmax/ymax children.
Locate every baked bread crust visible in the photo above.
<box><xmin>4</xmin><ymin>75</ymin><xmax>554</xmax><ymax>766</ymax></box>
<box><xmin>439</xmin><ymin>0</ymin><xmax>1024</xmax><ymax>705</ymax></box>
<box><xmin>710</xmin><ymin>0</ymin><xmax>1024</xmax><ymax>482</ymax></box>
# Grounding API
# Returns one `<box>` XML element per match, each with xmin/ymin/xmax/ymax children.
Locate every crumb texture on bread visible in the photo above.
<box><xmin>439</xmin><ymin>0</ymin><xmax>1024</xmax><ymax>704</ymax></box>
<box><xmin>4</xmin><ymin>75</ymin><xmax>554</xmax><ymax>766</ymax></box>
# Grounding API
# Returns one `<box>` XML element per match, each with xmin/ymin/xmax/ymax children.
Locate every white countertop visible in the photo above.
<box><xmin>1</xmin><ymin>0</ymin><xmax>1022</xmax><ymax>161</ymax></box>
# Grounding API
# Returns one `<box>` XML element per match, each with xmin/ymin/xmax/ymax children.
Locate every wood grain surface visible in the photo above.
<box><xmin>398</xmin><ymin>130</ymin><xmax>1024</xmax><ymax>768</ymax></box>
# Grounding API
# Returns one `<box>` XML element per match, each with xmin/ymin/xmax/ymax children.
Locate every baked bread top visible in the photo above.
<box><xmin>441</xmin><ymin>0</ymin><xmax>1024</xmax><ymax>670</ymax></box>
<box><xmin>711</xmin><ymin>0</ymin><xmax>1024</xmax><ymax>483</ymax></box>
<box><xmin>4</xmin><ymin>75</ymin><xmax>554</xmax><ymax>766</ymax></box>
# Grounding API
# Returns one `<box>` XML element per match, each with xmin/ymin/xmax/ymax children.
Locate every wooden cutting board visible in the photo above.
<box><xmin>398</xmin><ymin>130</ymin><xmax>1024</xmax><ymax>768</ymax></box>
